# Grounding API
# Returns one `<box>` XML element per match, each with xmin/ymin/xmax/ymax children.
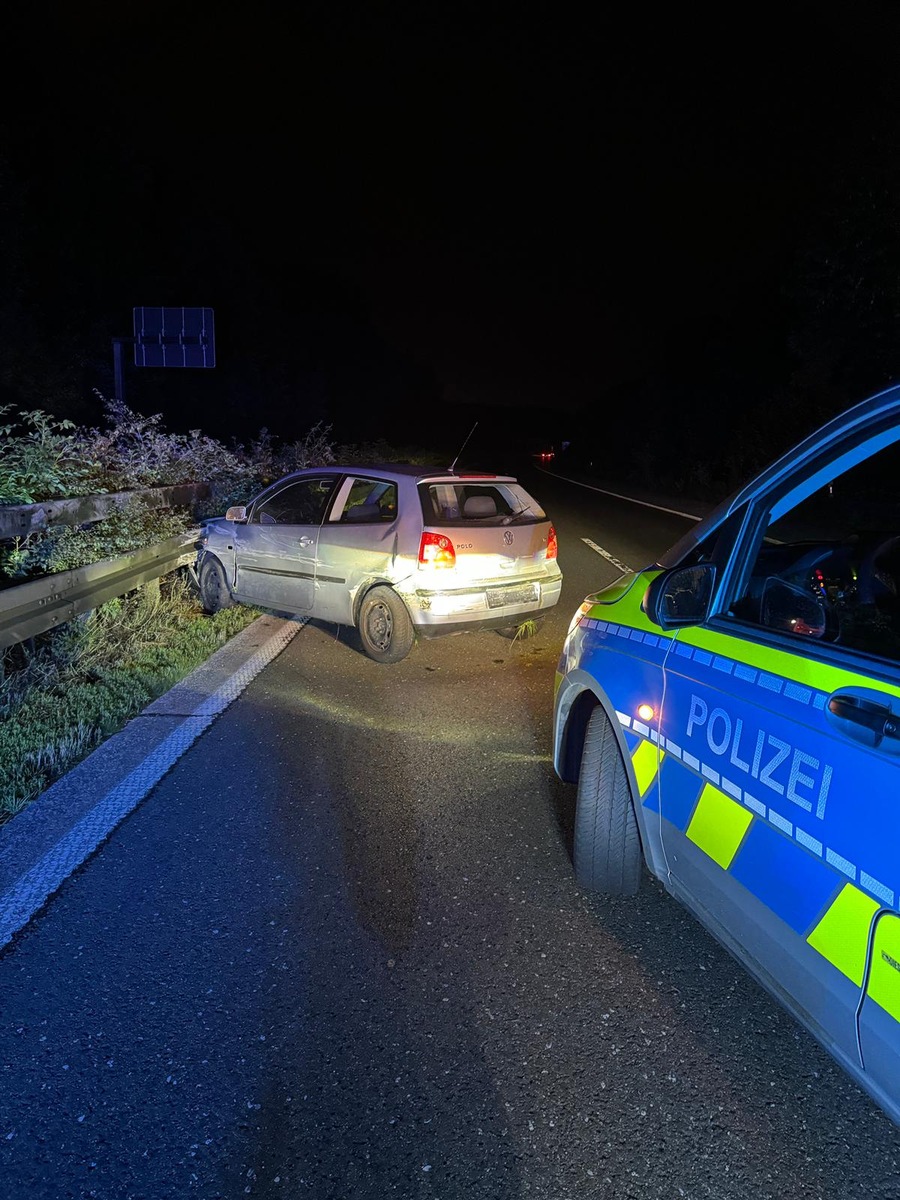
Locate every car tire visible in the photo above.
<box><xmin>199</xmin><ymin>556</ymin><xmax>235</xmax><ymax>614</ymax></box>
<box><xmin>574</xmin><ymin>706</ymin><xmax>643</xmax><ymax>896</ymax></box>
<box><xmin>358</xmin><ymin>586</ymin><xmax>415</xmax><ymax>663</ymax></box>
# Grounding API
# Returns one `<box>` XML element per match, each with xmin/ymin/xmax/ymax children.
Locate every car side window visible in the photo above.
<box><xmin>254</xmin><ymin>478</ymin><xmax>337</xmax><ymax>525</ymax></box>
<box><xmin>728</xmin><ymin>436</ymin><xmax>900</xmax><ymax>663</ymax></box>
<box><xmin>338</xmin><ymin>478</ymin><xmax>398</xmax><ymax>523</ymax></box>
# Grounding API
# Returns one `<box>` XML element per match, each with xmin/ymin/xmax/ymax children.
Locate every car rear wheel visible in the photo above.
<box><xmin>574</xmin><ymin>706</ymin><xmax>643</xmax><ymax>896</ymax></box>
<box><xmin>199</xmin><ymin>556</ymin><xmax>235</xmax><ymax>614</ymax></box>
<box><xmin>358</xmin><ymin>586</ymin><xmax>414</xmax><ymax>663</ymax></box>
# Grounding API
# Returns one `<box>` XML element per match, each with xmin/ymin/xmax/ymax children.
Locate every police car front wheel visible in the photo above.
<box><xmin>574</xmin><ymin>707</ymin><xmax>643</xmax><ymax>896</ymax></box>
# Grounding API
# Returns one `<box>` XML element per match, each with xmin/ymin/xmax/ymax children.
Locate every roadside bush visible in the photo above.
<box><xmin>0</xmin><ymin>406</ymin><xmax>105</xmax><ymax>503</ymax></box>
<box><xmin>84</xmin><ymin>395</ymin><xmax>247</xmax><ymax>491</ymax></box>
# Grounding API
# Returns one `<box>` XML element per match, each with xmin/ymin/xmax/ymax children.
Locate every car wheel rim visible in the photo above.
<box><xmin>368</xmin><ymin>603</ymin><xmax>392</xmax><ymax>651</ymax></box>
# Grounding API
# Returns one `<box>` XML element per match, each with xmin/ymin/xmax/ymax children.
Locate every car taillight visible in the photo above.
<box><xmin>546</xmin><ymin>525</ymin><xmax>558</xmax><ymax>560</ymax></box>
<box><xmin>418</xmin><ymin>531</ymin><xmax>456</xmax><ymax>568</ymax></box>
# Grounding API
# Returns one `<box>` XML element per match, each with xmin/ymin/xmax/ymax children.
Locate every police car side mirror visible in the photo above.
<box><xmin>643</xmin><ymin>563</ymin><xmax>715</xmax><ymax>629</ymax></box>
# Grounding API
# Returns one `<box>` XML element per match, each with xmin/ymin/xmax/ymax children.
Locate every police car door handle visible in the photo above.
<box><xmin>827</xmin><ymin>693</ymin><xmax>900</xmax><ymax>741</ymax></box>
<box><xmin>297</xmin><ymin>536</ymin><xmax>314</xmax><ymax>547</ymax></box>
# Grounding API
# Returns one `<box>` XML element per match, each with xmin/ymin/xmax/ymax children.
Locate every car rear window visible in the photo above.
<box><xmin>418</xmin><ymin>482</ymin><xmax>545</xmax><ymax>524</ymax></box>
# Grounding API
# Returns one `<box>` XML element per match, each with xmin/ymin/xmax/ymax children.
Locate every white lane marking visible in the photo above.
<box><xmin>582</xmin><ymin>538</ymin><xmax>633</xmax><ymax>573</ymax></box>
<box><xmin>539</xmin><ymin>468</ymin><xmax>702</xmax><ymax>521</ymax></box>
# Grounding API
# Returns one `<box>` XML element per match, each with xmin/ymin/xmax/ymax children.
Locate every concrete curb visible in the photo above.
<box><xmin>0</xmin><ymin>613</ymin><xmax>305</xmax><ymax>951</ymax></box>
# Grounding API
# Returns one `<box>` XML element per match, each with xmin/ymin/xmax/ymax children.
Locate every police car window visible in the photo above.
<box><xmin>671</xmin><ymin>508</ymin><xmax>746</xmax><ymax>571</ymax></box>
<box><xmin>678</xmin><ymin>526</ymin><xmax>726</xmax><ymax>567</ymax></box>
<box><xmin>254</xmin><ymin>478</ymin><xmax>337</xmax><ymax>525</ymax></box>
<box><xmin>728</xmin><ymin>438</ymin><xmax>900</xmax><ymax>663</ymax></box>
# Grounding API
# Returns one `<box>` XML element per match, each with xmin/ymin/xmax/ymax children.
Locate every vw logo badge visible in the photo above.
<box><xmin>503</xmin><ymin>530</ymin><xmax>514</xmax><ymax>546</ymax></box>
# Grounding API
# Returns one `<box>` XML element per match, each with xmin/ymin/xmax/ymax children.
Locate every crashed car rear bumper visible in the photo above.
<box><xmin>409</xmin><ymin>574</ymin><xmax>563</xmax><ymax>629</ymax></box>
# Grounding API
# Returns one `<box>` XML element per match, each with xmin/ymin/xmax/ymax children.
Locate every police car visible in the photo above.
<box><xmin>553</xmin><ymin>383</ymin><xmax>900</xmax><ymax>1125</ymax></box>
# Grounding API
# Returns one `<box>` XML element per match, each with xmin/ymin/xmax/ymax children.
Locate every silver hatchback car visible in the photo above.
<box><xmin>196</xmin><ymin>464</ymin><xmax>562</xmax><ymax>662</ymax></box>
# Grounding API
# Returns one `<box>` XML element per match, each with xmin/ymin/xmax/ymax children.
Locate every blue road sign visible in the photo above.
<box><xmin>133</xmin><ymin>307</ymin><xmax>216</xmax><ymax>368</ymax></box>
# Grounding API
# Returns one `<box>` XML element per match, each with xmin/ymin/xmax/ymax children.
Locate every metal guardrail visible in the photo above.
<box><xmin>0</xmin><ymin>531</ymin><xmax>199</xmax><ymax>649</ymax></box>
<box><xmin>0</xmin><ymin>483</ymin><xmax>209</xmax><ymax>540</ymax></box>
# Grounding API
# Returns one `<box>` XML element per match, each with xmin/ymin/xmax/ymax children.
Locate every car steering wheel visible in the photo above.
<box><xmin>855</xmin><ymin>533</ymin><xmax>900</xmax><ymax>605</ymax></box>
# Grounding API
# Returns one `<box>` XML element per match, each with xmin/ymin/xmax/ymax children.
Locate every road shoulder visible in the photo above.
<box><xmin>0</xmin><ymin>614</ymin><xmax>303</xmax><ymax>950</ymax></box>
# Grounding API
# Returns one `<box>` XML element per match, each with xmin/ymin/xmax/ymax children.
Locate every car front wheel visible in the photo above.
<box><xmin>574</xmin><ymin>706</ymin><xmax>643</xmax><ymax>896</ymax></box>
<box><xmin>358</xmin><ymin>586</ymin><xmax>414</xmax><ymax>663</ymax></box>
<box><xmin>198</xmin><ymin>556</ymin><xmax>235</xmax><ymax>614</ymax></box>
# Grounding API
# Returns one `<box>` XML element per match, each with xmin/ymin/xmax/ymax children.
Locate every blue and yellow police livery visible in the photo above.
<box><xmin>553</xmin><ymin>383</ymin><xmax>900</xmax><ymax>1125</ymax></box>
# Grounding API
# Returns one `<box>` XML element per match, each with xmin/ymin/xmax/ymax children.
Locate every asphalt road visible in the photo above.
<box><xmin>1</xmin><ymin>467</ymin><xmax>899</xmax><ymax>1200</ymax></box>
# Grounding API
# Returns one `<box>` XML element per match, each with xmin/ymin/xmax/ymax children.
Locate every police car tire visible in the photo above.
<box><xmin>199</xmin><ymin>556</ymin><xmax>235</xmax><ymax>614</ymax></box>
<box><xmin>574</xmin><ymin>707</ymin><xmax>643</xmax><ymax>896</ymax></box>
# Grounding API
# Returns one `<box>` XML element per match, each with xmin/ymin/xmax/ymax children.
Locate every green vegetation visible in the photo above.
<box><xmin>513</xmin><ymin>618</ymin><xmax>540</xmax><ymax>641</ymax></box>
<box><xmin>0</xmin><ymin>575</ymin><xmax>260</xmax><ymax>821</ymax></box>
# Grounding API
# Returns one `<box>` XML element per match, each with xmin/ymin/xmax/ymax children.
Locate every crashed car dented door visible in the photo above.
<box><xmin>231</xmin><ymin>475</ymin><xmax>339</xmax><ymax>614</ymax></box>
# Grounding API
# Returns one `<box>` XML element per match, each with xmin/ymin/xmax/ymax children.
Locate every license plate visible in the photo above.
<box><xmin>487</xmin><ymin>582</ymin><xmax>539</xmax><ymax>609</ymax></box>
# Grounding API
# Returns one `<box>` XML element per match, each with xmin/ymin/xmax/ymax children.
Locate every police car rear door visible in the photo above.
<box><xmin>657</xmin><ymin>403</ymin><xmax>900</xmax><ymax>1110</ymax></box>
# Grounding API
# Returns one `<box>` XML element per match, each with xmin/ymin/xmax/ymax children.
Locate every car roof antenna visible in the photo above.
<box><xmin>449</xmin><ymin>421</ymin><xmax>478</xmax><ymax>473</ymax></box>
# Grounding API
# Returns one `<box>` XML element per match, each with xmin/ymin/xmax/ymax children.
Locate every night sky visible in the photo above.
<box><xmin>4</xmin><ymin>4</ymin><xmax>900</xmax><ymax>480</ymax></box>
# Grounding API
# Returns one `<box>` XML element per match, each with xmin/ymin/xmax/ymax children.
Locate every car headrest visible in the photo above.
<box><xmin>463</xmin><ymin>495</ymin><xmax>497</xmax><ymax>518</ymax></box>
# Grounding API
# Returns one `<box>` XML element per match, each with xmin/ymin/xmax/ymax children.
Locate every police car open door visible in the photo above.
<box><xmin>657</xmin><ymin>412</ymin><xmax>900</xmax><ymax>1112</ymax></box>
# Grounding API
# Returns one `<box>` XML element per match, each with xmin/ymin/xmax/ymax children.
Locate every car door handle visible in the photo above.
<box><xmin>827</xmin><ymin>693</ymin><xmax>900</xmax><ymax>743</ymax></box>
<box><xmin>297</xmin><ymin>536</ymin><xmax>314</xmax><ymax>547</ymax></box>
